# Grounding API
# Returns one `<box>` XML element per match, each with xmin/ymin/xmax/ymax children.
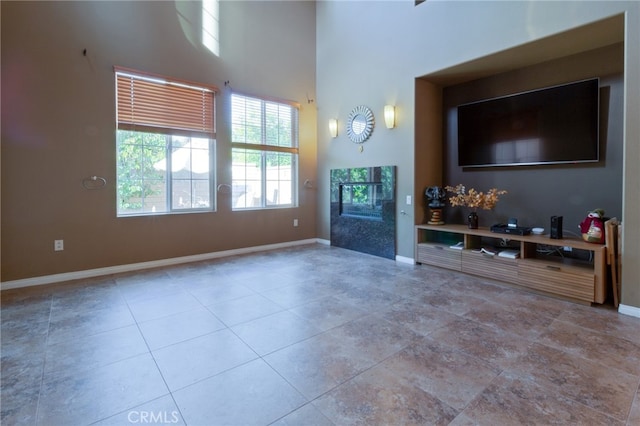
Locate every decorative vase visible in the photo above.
<box><xmin>467</xmin><ymin>211</ymin><xmax>478</xmax><ymax>229</ymax></box>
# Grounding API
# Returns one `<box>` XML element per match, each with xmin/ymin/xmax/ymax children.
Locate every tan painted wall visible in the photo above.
<box><xmin>1</xmin><ymin>1</ymin><xmax>317</xmax><ymax>281</ymax></box>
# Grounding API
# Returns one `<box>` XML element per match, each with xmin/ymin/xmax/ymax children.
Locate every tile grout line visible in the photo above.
<box><xmin>33</xmin><ymin>292</ymin><xmax>54</xmax><ymax>426</ymax></box>
<box><xmin>107</xmin><ymin>283</ymin><xmax>188</xmax><ymax>426</ymax></box>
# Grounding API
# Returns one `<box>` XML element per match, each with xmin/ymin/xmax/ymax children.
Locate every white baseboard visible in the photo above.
<box><xmin>618</xmin><ymin>304</ymin><xmax>640</xmax><ymax>319</ymax></box>
<box><xmin>395</xmin><ymin>255</ymin><xmax>414</xmax><ymax>265</ymax></box>
<box><xmin>316</xmin><ymin>238</ymin><xmax>331</xmax><ymax>246</ymax></box>
<box><xmin>1</xmin><ymin>239</ymin><xmax>320</xmax><ymax>291</ymax></box>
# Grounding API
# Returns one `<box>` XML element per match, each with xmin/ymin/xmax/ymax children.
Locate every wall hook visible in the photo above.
<box><xmin>82</xmin><ymin>175</ymin><xmax>106</xmax><ymax>190</ymax></box>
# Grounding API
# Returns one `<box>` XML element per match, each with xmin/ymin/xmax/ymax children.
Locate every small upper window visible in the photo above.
<box><xmin>202</xmin><ymin>0</ymin><xmax>220</xmax><ymax>56</ymax></box>
<box><xmin>114</xmin><ymin>67</ymin><xmax>217</xmax><ymax>216</ymax></box>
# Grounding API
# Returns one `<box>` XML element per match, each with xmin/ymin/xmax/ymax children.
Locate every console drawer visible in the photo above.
<box><xmin>461</xmin><ymin>251</ymin><xmax>518</xmax><ymax>282</ymax></box>
<box><xmin>417</xmin><ymin>244</ymin><xmax>461</xmax><ymax>271</ymax></box>
<box><xmin>518</xmin><ymin>260</ymin><xmax>594</xmax><ymax>302</ymax></box>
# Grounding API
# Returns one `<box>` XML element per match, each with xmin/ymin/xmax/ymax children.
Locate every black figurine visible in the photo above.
<box><xmin>425</xmin><ymin>186</ymin><xmax>446</xmax><ymax>225</ymax></box>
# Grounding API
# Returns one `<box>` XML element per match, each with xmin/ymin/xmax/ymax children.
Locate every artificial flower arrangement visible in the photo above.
<box><xmin>444</xmin><ymin>184</ymin><xmax>507</xmax><ymax>210</ymax></box>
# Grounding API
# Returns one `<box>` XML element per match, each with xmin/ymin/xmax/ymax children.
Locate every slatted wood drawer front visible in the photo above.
<box><xmin>518</xmin><ymin>260</ymin><xmax>595</xmax><ymax>302</ymax></box>
<box><xmin>461</xmin><ymin>251</ymin><xmax>518</xmax><ymax>282</ymax></box>
<box><xmin>417</xmin><ymin>244</ymin><xmax>462</xmax><ymax>271</ymax></box>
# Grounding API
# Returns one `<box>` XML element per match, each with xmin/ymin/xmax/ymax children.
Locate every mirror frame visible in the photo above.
<box><xmin>346</xmin><ymin>105</ymin><xmax>375</xmax><ymax>144</ymax></box>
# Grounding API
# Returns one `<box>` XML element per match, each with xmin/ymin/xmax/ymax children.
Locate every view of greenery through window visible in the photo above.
<box><xmin>117</xmin><ymin>131</ymin><xmax>211</xmax><ymax>215</ymax></box>
<box><xmin>115</xmin><ymin>67</ymin><xmax>215</xmax><ymax>217</ymax></box>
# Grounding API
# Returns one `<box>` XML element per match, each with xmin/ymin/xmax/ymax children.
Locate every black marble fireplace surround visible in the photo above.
<box><xmin>330</xmin><ymin>166</ymin><xmax>396</xmax><ymax>259</ymax></box>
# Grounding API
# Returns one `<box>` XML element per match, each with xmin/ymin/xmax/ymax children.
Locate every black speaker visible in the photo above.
<box><xmin>550</xmin><ymin>216</ymin><xmax>563</xmax><ymax>239</ymax></box>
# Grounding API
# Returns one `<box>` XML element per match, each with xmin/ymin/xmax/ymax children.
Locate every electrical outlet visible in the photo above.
<box><xmin>293</xmin><ymin>219</ymin><xmax>299</xmax><ymax>227</ymax></box>
<box><xmin>406</xmin><ymin>195</ymin><xmax>412</xmax><ymax>205</ymax></box>
<box><xmin>54</xmin><ymin>240</ymin><xmax>64</xmax><ymax>251</ymax></box>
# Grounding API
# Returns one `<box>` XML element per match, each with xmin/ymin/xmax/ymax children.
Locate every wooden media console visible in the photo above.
<box><xmin>415</xmin><ymin>224</ymin><xmax>607</xmax><ymax>304</ymax></box>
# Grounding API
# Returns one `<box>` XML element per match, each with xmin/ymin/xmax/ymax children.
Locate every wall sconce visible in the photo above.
<box><xmin>384</xmin><ymin>105</ymin><xmax>396</xmax><ymax>129</ymax></box>
<box><xmin>329</xmin><ymin>118</ymin><xmax>338</xmax><ymax>138</ymax></box>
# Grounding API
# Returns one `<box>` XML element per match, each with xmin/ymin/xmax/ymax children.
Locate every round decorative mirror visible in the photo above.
<box><xmin>346</xmin><ymin>105</ymin><xmax>375</xmax><ymax>144</ymax></box>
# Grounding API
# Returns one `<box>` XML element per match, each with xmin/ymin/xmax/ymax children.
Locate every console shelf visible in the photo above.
<box><xmin>415</xmin><ymin>224</ymin><xmax>606</xmax><ymax>303</ymax></box>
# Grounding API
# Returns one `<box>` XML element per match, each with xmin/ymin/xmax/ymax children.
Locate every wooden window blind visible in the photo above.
<box><xmin>115</xmin><ymin>67</ymin><xmax>217</xmax><ymax>138</ymax></box>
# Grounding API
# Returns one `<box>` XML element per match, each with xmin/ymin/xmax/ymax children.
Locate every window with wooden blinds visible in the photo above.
<box><xmin>115</xmin><ymin>67</ymin><xmax>217</xmax><ymax>138</ymax></box>
<box><xmin>230</xmin><ymin>93</ymin><xmax>299</xmax><ymax>209</ymax></box>
<box><xmin>114</xmin><ymin>67</ymin><xmax>217</xmax><ymax>216</ymax></box>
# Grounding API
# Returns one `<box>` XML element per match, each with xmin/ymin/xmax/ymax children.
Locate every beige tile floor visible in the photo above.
<box><xmin>1</xmin><ymin>244</ymin><xmax>639</xmax><ymax>425</ymax></box>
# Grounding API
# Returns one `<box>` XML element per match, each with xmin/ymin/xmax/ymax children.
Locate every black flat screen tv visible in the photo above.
<box><xmin>457</xmin><ymin>78</ymin><xmax>599</xmax><ymax>168</ymax></box>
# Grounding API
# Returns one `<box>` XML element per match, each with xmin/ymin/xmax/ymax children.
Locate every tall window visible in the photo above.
<box><xmin>115</xmin><ymin>67</ymin><xmax>217</xmax><ymax>216</ymax></box>
<box><xmin>231</xmin><ymin>94</ymin><xmax>298</xmax><ymax>209</ymax></box>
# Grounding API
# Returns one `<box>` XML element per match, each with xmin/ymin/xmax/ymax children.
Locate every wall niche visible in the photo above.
<box><xmin>441</xmin><ymin>43</ymin><xmax>623</xmax><ymax>231</ymax></box>
<box><xmin>414</xmin><ymin>14</ymin><xmax>625</xmax><ymax>232</ymax></box>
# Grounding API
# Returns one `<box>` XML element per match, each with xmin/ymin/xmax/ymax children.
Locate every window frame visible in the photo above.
<box><xmin>114</xmin><ymin>67</ymin><xmax>218</xmax><ymax>217</ymax></box>
<box><xmin>230</xmin><ymin>92</ymin><xmax>299</xmax><ymax>210</ymax></box>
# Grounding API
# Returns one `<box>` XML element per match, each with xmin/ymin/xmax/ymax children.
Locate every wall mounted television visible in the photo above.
<box><xmin>457</xmin><ymin>78</ymin><xmax>599</xmax><ymax>168</ymax></box>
